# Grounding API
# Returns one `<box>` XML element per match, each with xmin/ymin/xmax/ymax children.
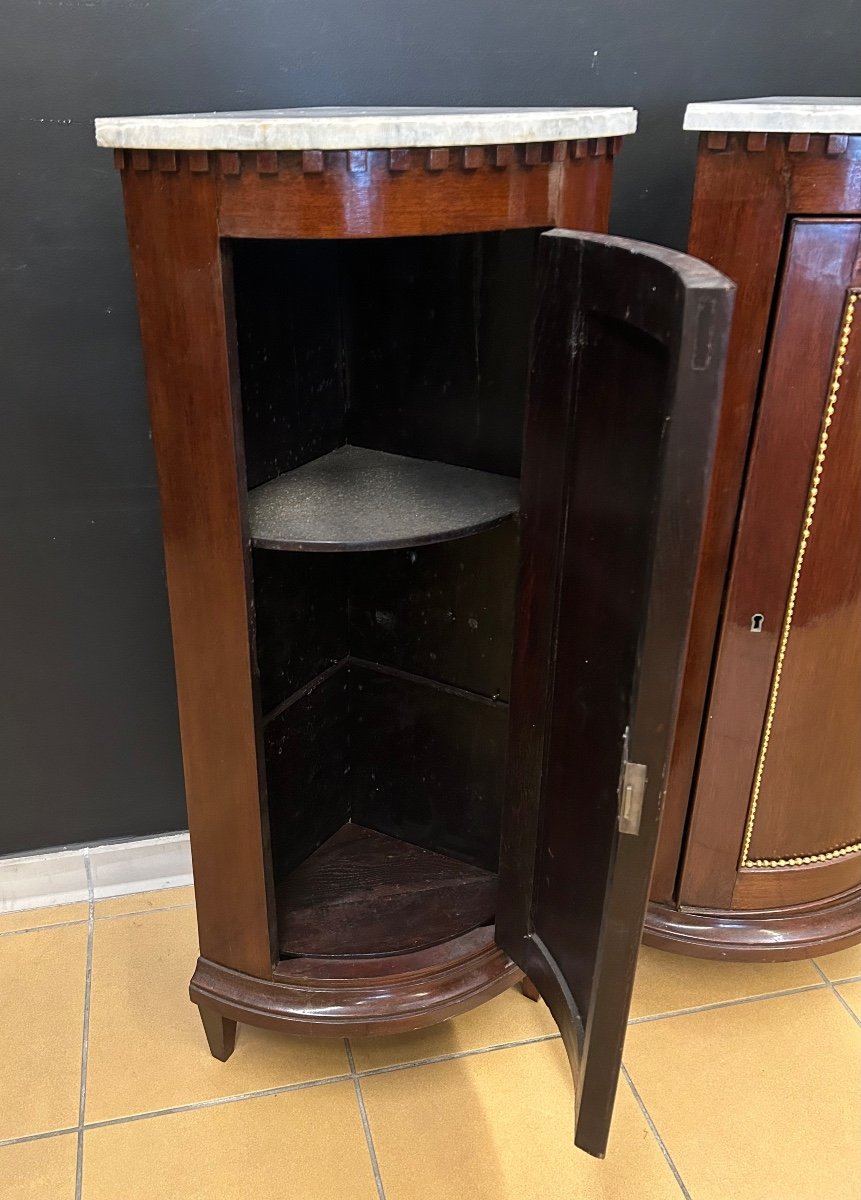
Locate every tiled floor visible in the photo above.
<box><xmin>1</xmin><ymin>888</ymin><xmax>859</xmax><ymax>1199</ymax></box>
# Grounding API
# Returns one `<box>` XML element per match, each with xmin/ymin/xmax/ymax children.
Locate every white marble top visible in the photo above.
<box><xmin>94</xmin><ymin>105</ymin><xmax>637</xmax><ymax>151</ymax></box>
<box><xmin>685</xmin><ymin>97</ymin><xmax>861</xmax><ymax>134</ymax></box>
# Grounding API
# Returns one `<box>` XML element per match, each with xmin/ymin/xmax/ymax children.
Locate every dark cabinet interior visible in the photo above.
<box><xmin>233</xmin><ymin>232</ymin><xmax>537</xmax><ymax>963</ymax></box>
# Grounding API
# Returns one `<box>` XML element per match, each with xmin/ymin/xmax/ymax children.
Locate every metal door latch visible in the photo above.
<box><xmin>618</xmin><ymin>762</ymin><xmax>648</xmax><ymax>836</ymax></box>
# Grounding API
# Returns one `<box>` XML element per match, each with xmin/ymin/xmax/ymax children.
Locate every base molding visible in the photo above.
<box><xmin>190</xmin><ymin>925</ymin><xmax>520</xmax><ymax>1039</ymax></box>
<box><xmin>643</xmin><ymin>885</ymin><xmax>861</xmax><ymax>961</ymax></box>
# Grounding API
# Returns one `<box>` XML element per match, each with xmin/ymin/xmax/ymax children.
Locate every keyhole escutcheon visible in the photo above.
<box><xmin>750</xmin><ymin>613</ymin><xmax>765</xmax><ymax>633</ymax></box>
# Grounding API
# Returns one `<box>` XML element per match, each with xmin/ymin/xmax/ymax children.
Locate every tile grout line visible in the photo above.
<box><xmin>354</xmin><ymin>1031</ymin><xmax>561</xmax><ymax>1079</ymax></box>
<box><xmin>627</xmin><ymin>980</ymin><xmax>828</xmax><ymax>1024</ymax></box>
<box><xmin>74</xmin><ymin>854</ymin><xmax>95</xmax><ymax>1200</ymax></box>
<box><xmin>621</xmin><ymin>1065</ymin><xmax>693</xmax><ymax>1200</ymax></box>
<box><xmin>0</xmin><ymin>1032</ymin><xmax>563</xmax><ymax>1150</ymax></box>
<box><xmin>94</xmin><ymin>902</ymin><xmax>196</xmax><ymax>923</ymax></box>
<box><xmin>0</xmin><ymin>918</ymin><xmax>91</xmax><ymax>940</ymax></box>
<box><xmin>345</xmin><ymin>1040</ymin><xmax>387</xmax><ymax>1200</ymax></box>
<box><xmin>810</xmin><ymin>959</ymin><xmax>861</xmax><ymax>1029</ymax></box>
<box><xmin>0</xmin><ymin>1127</ymin><xmax>80</xmax><ymax>1150</ymax></box>
<box><xmin>80</xmin><ymin>1074</ymin><xmax>354</xmax><ymax>1134</ymax></box>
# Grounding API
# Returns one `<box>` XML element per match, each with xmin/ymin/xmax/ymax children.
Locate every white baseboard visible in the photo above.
<box><xmin>0</xmin><ymin>832</ymin><xmax>193</xmax><ymax>913</ymax></box>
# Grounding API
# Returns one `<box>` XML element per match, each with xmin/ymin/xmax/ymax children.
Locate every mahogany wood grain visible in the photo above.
<box><xmin>733</xmin><ymin>860</ymin><xmax>861</xmax><ymax>911</ymax></box>
<box><xmin>653</xmin><ymin>132</ymin><xmax>861</xmax><ymax>913</ymax></box>
<box><xmin>115</xmin><ymin>141</ymin><xmax>618</xmax><ymax>1046</ymax></box>
<box><xmin>190</xmin><ymin>927</ymin><xmax>521</xmax><ymax>1038</ymax></box>
<box><xmin>212</xmin><ymin>146</ymin><xmax>612</xmax><ymax>239</ymax></box>
<box><xmin>496</xmin><ymin>230</ymin><xmax>733</xmax><ymax>1156</ymax></box>
<box><xmin>521</xmin><ymin>976</ymin><xmax>540</xmax><ymax>1002</ymax></box>
<box><xmin>120</xmin><ymin>164</ymin><xmax>274</xmax><ymax>978</ymax></box>
<box><xmin>644</xmin><ymin>883</ymin><xmax>861</xmax><ymax>961</ymax></box>
<box><xmin>198</xmin><ymin>1006</ymin><xmax>237</xmax><ymax>1061</ymax></box>
<box><xmin>680</xmin><ymin>221</ymin><xmax>861</xmax><ymax>910</ymax></box>
<box><xmin>650</xmin><ymin>135</ymin><xmax>786</xmax><ymax>901</ymax></box>
<box><xmin>276</xmin><ymin>823</ymin><xmax>496</xmax><ymax>957</ymax></box>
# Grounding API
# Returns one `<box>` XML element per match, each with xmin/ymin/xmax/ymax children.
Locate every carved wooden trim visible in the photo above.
<box><xmin>389</xmin><ymin>148</ymin><xmax>411</xmax><ymax>172</ymax></box>
<box><xmin>188</xmin><ymin>150</ymin><xmax>209</xmax><ymax>173</ymax></box>
<box><xmin>427</xmin><ymin>147</ymin><xmax>450</xmax><ymax>171</ymax></box>
<box><xmin>302</xmin><ymin>150</ymin><xmax>324</xmax><ymax>174</ymax></box>
<box><xmin>255</xmin><ymin>151</ymin><xmax>278</xmax><ymax>174</ymax></box>
<box><xmin>110</xmin><ymin>140</ymin><xmax>625</xmax><ymax>177</ymax></box>
<box><xmin>699</xmin><ymin>131</ymin><xmax>858</xmax><ymax>160</ymax></box>
<box><xmin>827</xmin><ymin>134</ymin><xmax>850</xmax><ymax>156</ymax></box>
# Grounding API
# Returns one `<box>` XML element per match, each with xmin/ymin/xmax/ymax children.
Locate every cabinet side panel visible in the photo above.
<box><xmin>120</xmin><ymin>166</ymin><xmax>273</xmax><ymax>976</ymax></box>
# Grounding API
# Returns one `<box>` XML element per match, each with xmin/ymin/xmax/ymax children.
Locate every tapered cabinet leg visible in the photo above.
<box><xmin>520</xmin><ymin>976</ymin><xmax>540</xmax><ymax>1002</ymax></box>
<box><xmin>198</xmin><ymin>1005</ymin><xmax>237</xmax><ymax>1061</ymax></box>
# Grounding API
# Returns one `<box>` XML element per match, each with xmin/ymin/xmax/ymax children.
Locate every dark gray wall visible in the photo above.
<box><xmin>2</xmin><ymin>0</ymin><xmax>859</xmax><ymax>854</ymax></box>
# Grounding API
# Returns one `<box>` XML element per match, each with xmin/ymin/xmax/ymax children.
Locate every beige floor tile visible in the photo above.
<box><xmin>361</xmin><ymin>1038</ymin><xmax>681</xmax><ymax>1200</ymax></box>
<box><xmin>93</xmin><ymin>884</ymin><xmax>194</xmax><ymax>920</ymax></box>
<box><xmin>630</xmin><ymin>943</ymin><xmax>822</xmax><ymax>1018</ymax></box>
<box><xmin>0</xmin><ymin>923</ymin><xmax>87</xmax><ymax>1139</ymax></box>
<box><xmin>85</xmin><ymin>905</ymin><xmax>349</xmax><ymax>1122</ymax></box>
<box><xmin>836</xmin><ymin>979</ymin><xmax>861</xmax><ymax>1020</ymax></box>
<box><xmin>0</xmin><ymin>1134</ymin><xmax>77</xmax><ymax>1200</ymax></box>
<box><xmin>0</xmin><ymin>902</ymin><xmax>88</xmax><ymax>935</ymax></box>
<box><xmin>625</xmin><ymin>988</ymin><xmax>861</xmax><ymax>1200</ymax></box>
<box><xmin>82</xmin><ymin>1080</ymin><xmax>378</xmax><ymax>1200</ymax></box>
<box><xmin>350</xmin><ymin>984</ymin><xmax>559</xmax><ymax>1072</ymax></box>
<box><xmin>815</xmin><ymin>941</ymin><xmax>861</xmax><ymax>982</ymax></box>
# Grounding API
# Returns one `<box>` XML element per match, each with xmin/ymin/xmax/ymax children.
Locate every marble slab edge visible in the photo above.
<box><xmin>95</xmin><ymin>106</ymin><xmax>638</xmax><ymax>150</ymax></box>
<box><xmin>685</xmin><ymin>97</ymin><xmax>861</xmax><ymax>134</ymax></box>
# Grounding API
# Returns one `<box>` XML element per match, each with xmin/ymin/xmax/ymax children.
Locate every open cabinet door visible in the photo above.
<box><xmin>496</xmin><ymin>231</ymin><xmax>734</xmax><ymax>1157</ymax></box>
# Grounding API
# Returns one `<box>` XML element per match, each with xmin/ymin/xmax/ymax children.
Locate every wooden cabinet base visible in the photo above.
<box><xmin>643</xmin><ymin>884</ymin><xmax>861</xmax><ymax>961</ymax></box>
<box><xmin>198</xmin><ymin>1005</ymin><xmax>238</xmax><ymax>1061</ymax></box>
<box><xmin>189</xmin><ymin>926</ymin><xmax>521</xmax><ymax>1042</ymax></box>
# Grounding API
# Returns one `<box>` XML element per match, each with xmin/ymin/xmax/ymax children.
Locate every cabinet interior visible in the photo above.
<box><xmin>231</xmin><ymin>230</ymin><xmax>541</xmax><ymax>960</ymax></box>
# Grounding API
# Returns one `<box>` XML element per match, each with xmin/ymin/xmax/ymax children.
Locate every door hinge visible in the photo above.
<box><xmin>618</xmin><ymin>761</ymin><xmax>647</xmax><ymax>836</ymax></box>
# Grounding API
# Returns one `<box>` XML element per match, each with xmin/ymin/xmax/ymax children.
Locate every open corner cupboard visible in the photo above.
<box><xmin>102</xmin><ymin>108</ymin><xmax>733</xmax><ymax>1157</ymax></box>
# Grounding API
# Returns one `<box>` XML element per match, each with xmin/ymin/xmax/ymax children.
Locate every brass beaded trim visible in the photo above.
<box><xmin>741</xmin><ymin>291</ymin><xmax>861</xmax><ymax>870</ymax></box>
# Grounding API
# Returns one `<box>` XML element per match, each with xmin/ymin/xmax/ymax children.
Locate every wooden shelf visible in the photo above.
<box><xmin>276</xmin><ymin>823</ymin><xmax>496</xmax><ymax>957</ymax></box>
<box><xmin>248</xmin><ymin>445</ymin><xmax>519</xmax><ymax>552</ymax></box>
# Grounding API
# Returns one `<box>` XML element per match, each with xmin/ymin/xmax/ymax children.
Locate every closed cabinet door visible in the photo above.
<box><xmin>681</xmin><ymin>219</ymin><xmax>861</xmax><ymax>914</ymax></box>
<box><xmin>496</xmin><ymin>230</ymin><xmax>733</xmax><ymax>1156</ymax></box>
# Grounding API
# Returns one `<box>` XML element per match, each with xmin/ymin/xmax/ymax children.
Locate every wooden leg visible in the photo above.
<box><xmin>521</xmin><ymin>976</ymin><xmax>540</xmax><ymax>1002</ymax></box>
<box><xmin>198</xmin><ymin>1005</ymin><xmax>237</xmax><ymax>1061</ymax></box>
